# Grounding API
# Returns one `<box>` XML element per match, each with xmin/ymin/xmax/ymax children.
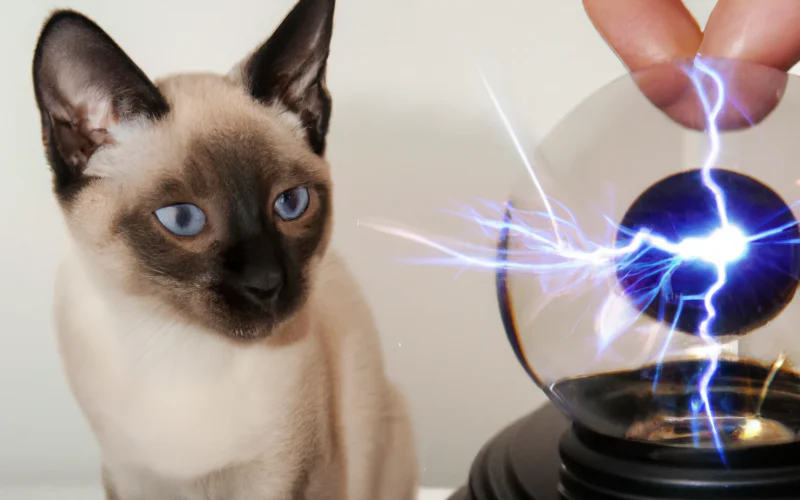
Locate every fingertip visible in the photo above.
<box><xmin>700</xmin><ymin>0</ymin><xmax>800</xmax><ymax>71</ymax></box>
<box><xmin>583</xmin><ymin>0</ymin><xmax>702</xmax><ymax>71</ymax></box>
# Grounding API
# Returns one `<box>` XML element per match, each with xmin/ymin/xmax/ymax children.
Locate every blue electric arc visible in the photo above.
<box><xmin>361</xmin><ymin>57</ymin><xmax>800</xmax><ymax>458</ymax></box>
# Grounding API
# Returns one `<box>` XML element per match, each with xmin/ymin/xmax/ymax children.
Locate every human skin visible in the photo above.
<box><xmin>583</xmin><ymin>0</ymin><xmax>800</xmax><ymax>130</ymax></box>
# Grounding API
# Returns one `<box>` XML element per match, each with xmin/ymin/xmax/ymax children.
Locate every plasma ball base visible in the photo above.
<box><xmin>447</xmin><ymin>403</ymin><xmax>800</xmax><ymax>500</ymax></box>
<box><xmin>552</xmin><ymin>358</ymin><xmax>800</xmax><ymax>448</ymax></box>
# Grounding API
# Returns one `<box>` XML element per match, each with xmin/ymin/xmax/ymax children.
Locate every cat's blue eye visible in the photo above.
<box><xmin>274</xmin><ymin>187</ymin><xmax>310</xmax><ymax>221</ymax></box>
<box><xmin>154</xmin><ymin>204</ymin><xmax>206</xmax><ymax>236</ymax></box>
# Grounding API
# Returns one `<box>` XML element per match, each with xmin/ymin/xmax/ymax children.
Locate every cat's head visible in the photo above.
<box><xmin>33</xmin><ymin>0</ymin><xmax>336</xmax><ymax>341</ymax></box>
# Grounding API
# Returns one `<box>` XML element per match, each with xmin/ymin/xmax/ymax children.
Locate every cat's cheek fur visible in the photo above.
<box><xmin>54</xmin><ymin>245</ymin><xmax>326</xmax><ymax>483</ymax></box>
<box><xmin>55</xmin><ymin>245</ymin><xmax>416</xmax><ymax>499</ymax></box>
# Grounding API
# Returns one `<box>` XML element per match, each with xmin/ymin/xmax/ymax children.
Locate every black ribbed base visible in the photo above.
<box><xmin>449</xmin><ymin>403</ymin><xmax>800</xmax><ymax>500</ymax></box>
<box><xmin>559</xmin><ymin>425</ymin><xmax>800</xmax><ymax>499</ymax></box>
<box><xmin>448</xmin><ymin>404</ymin><xmax>568</xmax><ymax>500</ymax></box>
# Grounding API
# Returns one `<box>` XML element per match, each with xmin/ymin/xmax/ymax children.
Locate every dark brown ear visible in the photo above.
<box><xmin>32</xmin><ymin>10</ymin><xmax>169</xmax><ymax>199</ymax></box>
<box><xmin>242</xmin><ymin>0</ymin><xmax>336</xmax><ymax>156</ymax></box>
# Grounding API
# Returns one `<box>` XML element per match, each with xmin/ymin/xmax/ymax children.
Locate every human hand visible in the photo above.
<box><xmin>583</xmin><ymin>0</ymin><xmax>800</xmax><ymax>130</ymax></box>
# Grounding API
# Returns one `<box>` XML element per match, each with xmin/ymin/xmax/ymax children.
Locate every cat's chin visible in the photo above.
<box><xmin>201</xmin><ymin>313</ymin><xmax>285</xmax><ymax>343</ymax></box>
<box><xmin>219</xmin><ymin>323</ymin><xmax>276</xmax><ymax>342</ymax></box>
<box><xmin>142</xmin><ymin>286</ymin><xmax>306</xmax><ymax>344</ymax></box>
<box><xmin>169</xmin><ymin>285</ymin><xmax>303</xmax><ymax>342</ymax></box>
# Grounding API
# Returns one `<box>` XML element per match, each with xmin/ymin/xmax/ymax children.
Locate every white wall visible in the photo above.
<box><xmin>0</xmin><ymin>0</ymin><xmax>722</xmax><ymax>490</ymax></box>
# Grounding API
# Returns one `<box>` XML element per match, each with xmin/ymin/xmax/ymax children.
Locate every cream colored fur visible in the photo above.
<box><xmin>55</xmin><ymin>239</ymin><xmax>418</xmax><ymax>500</ymax></box>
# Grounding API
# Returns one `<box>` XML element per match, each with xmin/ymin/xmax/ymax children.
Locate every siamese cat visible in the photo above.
<box><xmin>31</xmin><ymin>0</ymin><xmax>418</xmax><ymax>498</ymax></box>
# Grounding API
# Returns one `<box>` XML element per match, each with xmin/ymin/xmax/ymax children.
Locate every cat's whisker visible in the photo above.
<box><xmin>123</xmin><ymin>304</ymin><xmax>164</xmax><ymax>340</ymax></box>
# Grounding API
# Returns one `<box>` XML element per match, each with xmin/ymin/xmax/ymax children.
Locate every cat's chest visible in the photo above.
<box><xmin>54</xmin><ymin>257</ymin><xmax>316</xmax><ymax>480</ymax></box>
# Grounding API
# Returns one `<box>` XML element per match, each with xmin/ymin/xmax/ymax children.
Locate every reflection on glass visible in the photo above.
<box><xmin>498</xmin><ymin>57</ymin><xmax>800</xmax><ymax>453</ymax></box>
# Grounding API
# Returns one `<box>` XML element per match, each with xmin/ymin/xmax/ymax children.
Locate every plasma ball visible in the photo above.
<box><xmin>365</xmin><ymin>58</ymin><xmax>800</xmax><ymax>459</ymax></box>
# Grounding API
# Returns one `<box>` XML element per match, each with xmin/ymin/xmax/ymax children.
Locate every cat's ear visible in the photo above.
<box><xmin>32</xmin><ymin>11</ymin><xmax>169</xmax><ymax>194</ymax></box>
<box><xmin>233</xmin><ymin>0</ymin><xmax>336</xmax><ymax>156</ymax></box>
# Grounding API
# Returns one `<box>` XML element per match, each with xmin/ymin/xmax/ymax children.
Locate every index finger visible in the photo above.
<box><xmin>583</xmin><ymin>0</ymin><xmax>703</xmax><ymax>71</ymax></box>
<box><xmin>700</xmin><ymin>0</ymin><xmax>800</xmax><ymax>71</ymax></box>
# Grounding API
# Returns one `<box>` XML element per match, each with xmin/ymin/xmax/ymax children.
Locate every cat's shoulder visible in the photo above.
<box><xmin>314</xmin><ymin>251</ymin><xmax>371</xmax><ymax>308</ymax></box>
<box><xmin>310</xmin><ymin>250</ymin><xmax>381</xmax><ymax>337</ymax></box>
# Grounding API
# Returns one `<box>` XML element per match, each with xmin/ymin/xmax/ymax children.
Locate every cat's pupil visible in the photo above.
<box><xmin>282</xmin><ymin>191</ymin><xmax>298</xmax><ymax>211</ymax></box>
<box><xmin>175</xmin><ymin>205</ymin><xmax>192</xmax><ymax>228</ymax></box>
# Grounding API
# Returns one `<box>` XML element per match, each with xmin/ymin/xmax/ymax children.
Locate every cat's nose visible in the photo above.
<box><xmin>240</xmin><ymin>268</ymin><xmax>284</xmax><ymax>303</ymax></box>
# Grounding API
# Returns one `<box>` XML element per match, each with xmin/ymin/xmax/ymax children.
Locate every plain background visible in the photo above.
<box><xmin>0</xmin><ymin>0</ymin><xmax>742</xmax><ymax>491</ymax></box>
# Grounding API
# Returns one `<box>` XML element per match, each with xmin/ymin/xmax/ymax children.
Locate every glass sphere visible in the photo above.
<box><xmin>498</xmin><ymin>57</ymin><xmax>800</xmax><ymax>450</ymax></box>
